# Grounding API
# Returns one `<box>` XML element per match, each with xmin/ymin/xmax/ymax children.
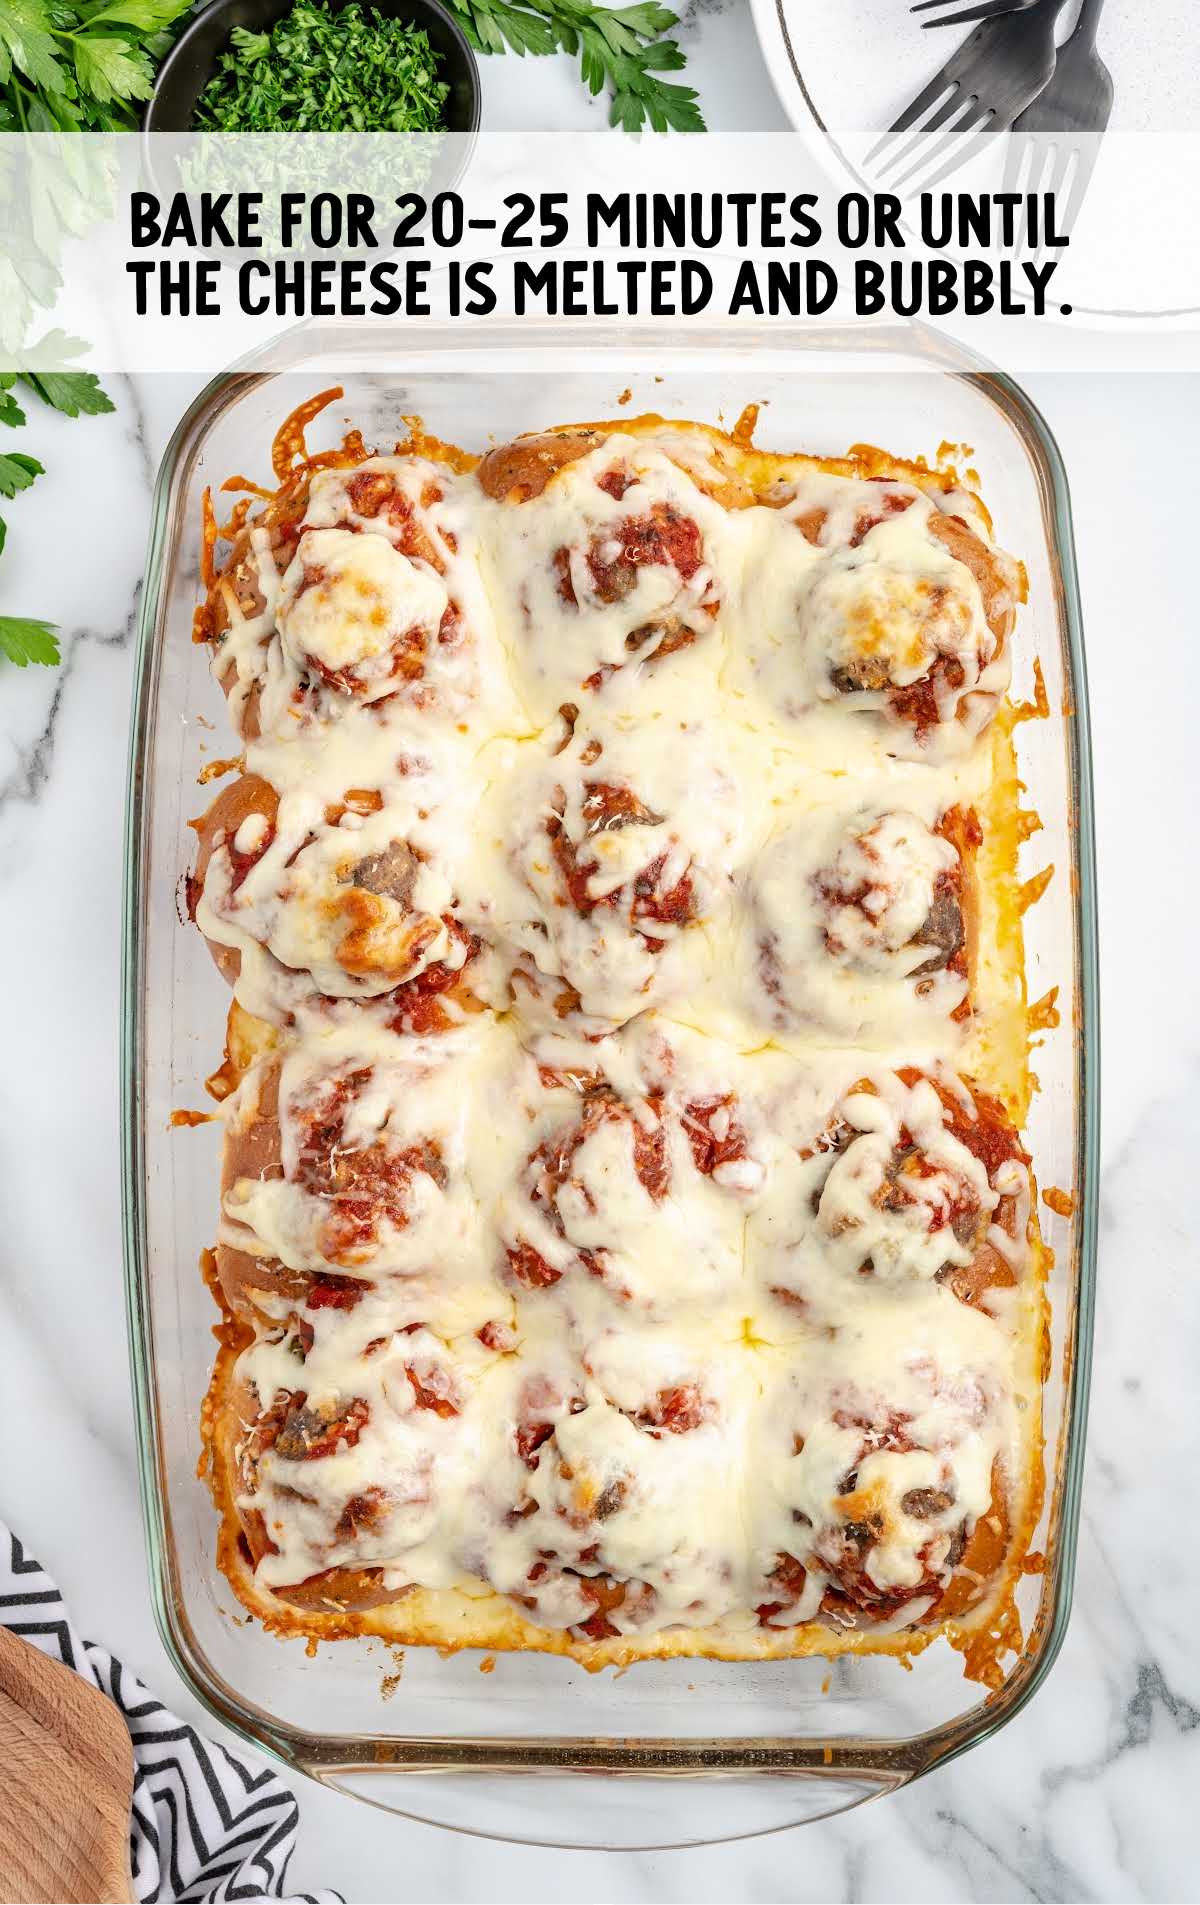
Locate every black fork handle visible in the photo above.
<box><xmin>1070</xmin><ymin>0</ymin><xmax>1108</xmax><ymax>48</ymax></box>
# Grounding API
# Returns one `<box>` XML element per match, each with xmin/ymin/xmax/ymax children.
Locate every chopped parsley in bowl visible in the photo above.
<box><xmin>145</xmin><ymin>0</ymin><xmax>479</xmax><ymax>134</ymax></box>
<box><xmin>193</xmin><ymin>0</ymin><xmax>451</xmax><ymax>131</ymax></box>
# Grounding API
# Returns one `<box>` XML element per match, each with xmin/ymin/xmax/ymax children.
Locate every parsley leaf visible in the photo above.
<box><xmin>0</xmin><ymin>0</ymin><xmax>68</xmax><ymax>94</ymax></box>
<box><xmin>447</xmin><ymin>0</ymin><xmax>704</xmax><ymax>130</ymax></box>
<box><xmin>17</xmin><ymin>328</ymin><xmax>95</xmax><ymax>368</ymax></box>
<box><xmin>17</xmin><ymin>369</ymin><xmax>114</xmax><ymax>417</ymax></box>
<box><xmin>0</xmin><ymin>449</ymin><xmax>43</xmax><ymax>497</ymax></box>
<box><xmin>0</xmin><ymin>364</ymin><xmax>113</xmax><ymax>675</ymax></box>
<box><xmin>0</xmin><ymin>0</ymin><xmax>191</xmax><ymax>131</ymax></box>
<box><xmin>72</xmin><ymin>32</ymin><xmax>153</xmax><ymax>104</ymax></box>
<box><xmin>0</xmin><ymin>615</ymin><xmax>60</xmax><ymax>666</ymax></box>
<box><xmin>75</xmin><ymin>0</ymin><xmax>194</xmax><ymax>29</ymax></box>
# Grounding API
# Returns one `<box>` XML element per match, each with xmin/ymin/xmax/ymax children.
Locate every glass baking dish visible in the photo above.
<box><xmin>121</xmin><ymin>322</ymin><xmax>1098</xmax><ymax>1849</ymax></box>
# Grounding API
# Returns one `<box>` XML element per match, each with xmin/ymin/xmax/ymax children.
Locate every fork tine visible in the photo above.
<box><xmin>901</xmin><ymin>79</ymin><xmax>978</xmax><ymax>140</ymax></box>
<box><xmin>876</xmin><ymin>89</ymin><xmax>986</xmax><ymax>180</ymax></box>
<box><xmin>1002</xmin><ymin>135</ymin><xmax>1042</xmax><ymax>271</ymax></box>
<box><xmin>915</xmin><ymin>0</ymin><xmax>1030</xmax><ymax>27</ymax></box>
<box><xmin>1003</xmin><ymin>129</ymin><xmax>1037</xmax><ymax>265</ymax></box>
<box><xmin>896</xmin><ymin>113</ymin><xmax>999</xmax><ymax>192</ymax></box>
<box><xmin>1017</xmin><ymin>139</ymin><xmax>1072</xmax><ymax>276</ymax></box>
<box><xmin>1055</xmin><ymin>139</ymin><xmax>1099</xmax><ymax>245</ymax></box>
<box><xmin>889</xmin><ymin>98</ymin><xmax>995</xmax><ymax>190</ymax></box>
<box><xmin>1001</xmin><ymin>125</ymin><xmax>1033</xmax><ymax>200</ymax></box>
<box><xmin>870</xmin><ymin>96</ymin><xmax>956</xmax><ymax>176</ymax></box>
<box><xmin>864</xmin><ymin>68</ymin><xmax>962</xmax><ymax>165</ymax></box>
<box><xmin>1045</xmin><ymin>138</ymin><xmax>1074</xmax><ymax>230</ymax></box>
<box><xmin>1030</xmin><ymin>139</ymin><xmax>1089</xmax><ymax>283</ymax></box>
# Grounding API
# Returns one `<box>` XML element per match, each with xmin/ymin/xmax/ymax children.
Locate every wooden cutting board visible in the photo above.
<box><xmin>0</xmin><ymin>1623</ymin><xmax>135</xmax><ymax>1904</ymax></box>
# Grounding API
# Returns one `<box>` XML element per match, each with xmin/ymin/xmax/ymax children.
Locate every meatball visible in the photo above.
<box><xmin>277</xmin><ymin>527</ymin><xmax>451</xmax><ymax>703</ymax></box>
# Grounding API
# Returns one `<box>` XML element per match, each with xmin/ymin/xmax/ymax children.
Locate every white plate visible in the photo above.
<box><xmin>748</xmin><ymin>0</ymin><xmax>1200</xmax><ymax>317</ymax></box>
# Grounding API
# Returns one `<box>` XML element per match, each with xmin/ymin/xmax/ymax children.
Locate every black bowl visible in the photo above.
<box><xmin>146</xmin><ymin>0</ymin><xmax>481</xmax><ymax>133</ymax></box>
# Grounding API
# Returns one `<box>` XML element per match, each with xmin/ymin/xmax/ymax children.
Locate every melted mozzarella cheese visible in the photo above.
<box><xmin>278</xmin><ymin>528</ymin><xmax>449</xmax><ymax>697</ymax></box>
<box><xmin>816</xmin><ymin>810</ymin><xmax>956</xmax><ymax>959</ymax></box>
<box><xmin>727</xmin><ymin>480</ymin><xmax>1011</xmax><ymax>762</ymax></box>
<box><xmin>808</xmin><ymin>519</ymin><xmax>986</xmax><ymax>692</ymax></box>
<box><xmin>203</xmin><ymin>422</ymin><xmax>1038</xmax><ymax>1659</ymax></box>
<box><xmin>221</xmin><ymin>1022</ymin><xmax>514</xmax><ymax>1323</ymax></box>
<box><xmin>751</xmin><ymin>1309</ymin><xmax>1013</xmax><ymax>1617</ymax></box>
<box><xmin>465</xmin><ymin>677</ymin><xmax>752</xmax><ymax>1029</ymax></box>
<box><xmin>475</xmin><ymin>434</ymin><xmax>732</xmax><ymax>721</ymax></box>
<box><xmin>213</xmin><ymin>456</ymin><xmax>522</xmax><ymax>743</ymax></box>
<box><xmin>240</xmin><ymin>1323</ymin><xmax>503</xmax><ymax>1593</ymax></box>
<box><xmin>198</xmin><ymin>764</ymin><xmax>469</xmax><ymax>1006</ymax></box>
<box><xmin>750</xmin><ymin>1064</ymin><xmax>1019</xmax><ymax>1310</ymax></box>
<box><xmin>750</xmin><ymin>803</ymin><xmax>966</xmax><ymax>1040</ymax></box>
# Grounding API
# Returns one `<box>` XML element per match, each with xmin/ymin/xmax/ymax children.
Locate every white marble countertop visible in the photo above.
<box><xmin>1</xmin><ymin>27</ymin><xmax>1199</xmax><ymax>1900</ymax></box>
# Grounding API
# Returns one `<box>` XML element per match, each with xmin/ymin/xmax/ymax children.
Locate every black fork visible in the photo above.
<box><xmin>911</xmin><ymin>0</ymin><xmax>1038</xmax><ymax>31</ymax></box>
<box><xmin>868</xmin><ymin>0</ymin><xmax>1071</xmax><ymax>188</ymax></box>
<box><xmin>1003</xmin><ymin>0</ymin><xmax>1114</xmax><ymax>262</ymax></box>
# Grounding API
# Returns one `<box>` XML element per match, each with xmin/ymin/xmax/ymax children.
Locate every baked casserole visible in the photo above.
<box><xmin>188</xmin><ymin>393</ymin><xmax>1045</xmax><ymax>1681</ymax></box>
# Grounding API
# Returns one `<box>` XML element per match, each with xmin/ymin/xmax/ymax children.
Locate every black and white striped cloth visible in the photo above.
<box><xmin>1</xmin><ymin>1522</ymin><xmax>341</xmax><ymax>1904</ymax></box>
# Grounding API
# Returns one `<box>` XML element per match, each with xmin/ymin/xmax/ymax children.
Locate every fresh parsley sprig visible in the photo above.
<box><xmin>0</xmin><ymin>0</ymin><xmax>194</xmax><ymax>132</ymax></box>
<box><xmin>0</xmin><ymin>367</ymin><xmax>113</xmax><ymax>668</ymax></box>
<box><xmin>447</xmin><ymin>0</ymin><xmax>705</xmax><ymax>132</ymax></box>
<box><xmin>0</xmin><ymin>0</ymin><xmax>138</xmax><ymax>668</ymax></box>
